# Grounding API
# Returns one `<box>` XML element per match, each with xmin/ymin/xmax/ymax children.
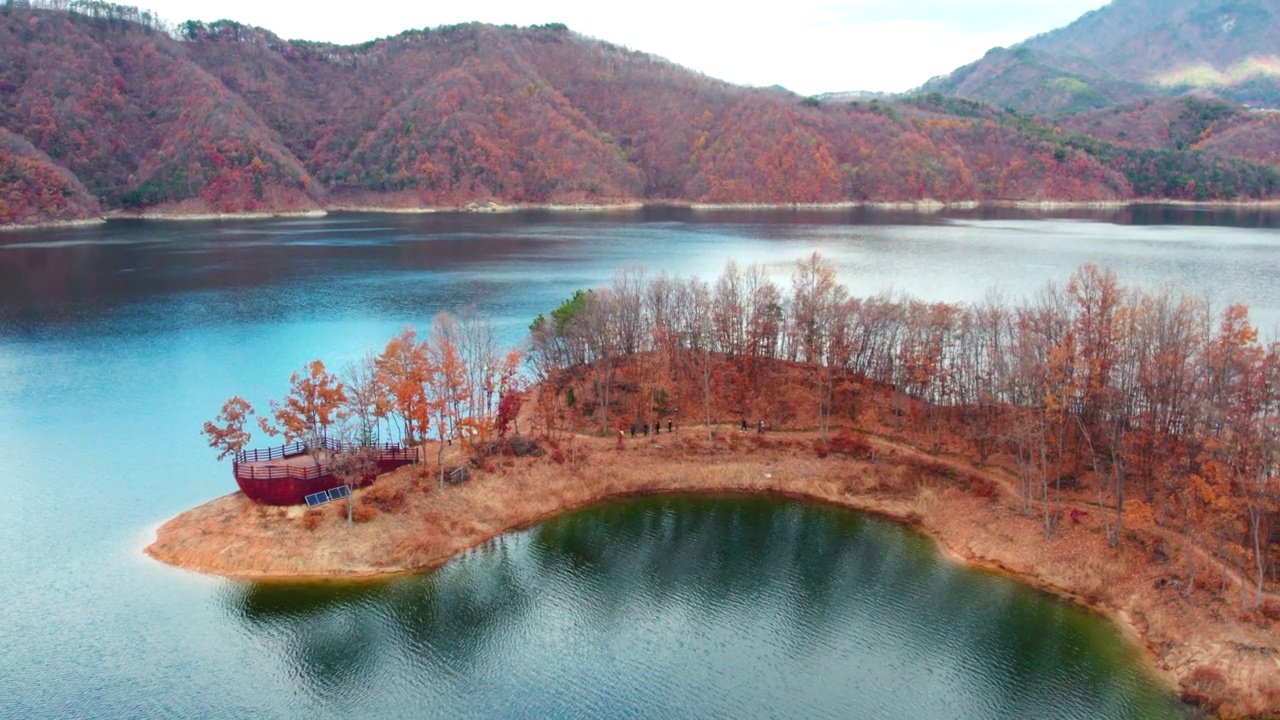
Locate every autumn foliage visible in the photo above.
<box><xmin>2</xmin><ymin>5</ymin><xmax>1277</xmax><ymax>227</ymax></box>
<box><xmin>205</xmin><ymin>312</ymin><xmax>522</xmax><ymax>480</ymax></box>
<box><xmin>258</xmin><ymin>359</ymin><xmax>348</xmax><ymax>453</ymax></box>
<box><xmin>201</xmin><ymin>395</ymin><xmax>255</xmax><ymax>461</ymax></box>
<box><xmin>0</xmin><ymin>127</ymin><xmax>99</xmax><ymax>225</ymax></box>
<box><xmin>527</xmin><ymin>257</ymin><xmax>1280</xmax><ymax>613</ymax></box>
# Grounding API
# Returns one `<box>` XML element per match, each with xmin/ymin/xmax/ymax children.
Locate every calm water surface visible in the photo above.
<box><xmin>5</xmin><ymin>205</ymin><xmax>1276</xmax><ymax>717</ymax></box>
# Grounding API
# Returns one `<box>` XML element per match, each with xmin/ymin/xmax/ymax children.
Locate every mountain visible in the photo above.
<box><xmin>922</xmin><ymin>46</ymin><xmax>1153</xmax><ymax>115</ymax></box>
<box><xmin>923</xmin><ymin>0</ymin><xmax>1280</xmax><ymax>114</ymax></box>
<box><xmin>0</xmin><ymin>4</ymin><xmax>1276</xmax><ymax>226</ymax></box>
<box><xmin>0</xmin><ymin>6</ymin><xmax>321</xmax><ymax>218</ymax></box>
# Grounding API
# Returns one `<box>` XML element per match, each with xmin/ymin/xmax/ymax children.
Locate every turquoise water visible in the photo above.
<box><xmin>4</xmin><ymin>206</ymin><xmax>1270</xmax><ymax>717</ymax></box>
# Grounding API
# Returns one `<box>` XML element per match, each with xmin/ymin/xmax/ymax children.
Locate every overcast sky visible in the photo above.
<box><xmin>136</xmin><ymin>0</ymin><xmax>1111</xmax><ymax>95</ymax></box>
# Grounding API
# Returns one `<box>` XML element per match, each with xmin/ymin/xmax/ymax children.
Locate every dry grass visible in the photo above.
<box><xmin>912</xmin><ymin>485</ymin><xmax>942</xmax><ymax>520</ymax></box>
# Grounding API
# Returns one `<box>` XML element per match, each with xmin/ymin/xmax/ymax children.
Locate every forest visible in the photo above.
<box><xmin>521</xmin><ymin>256</ymin><xmax>1280</xmax><ymax>613</ymax></box>
<box><xmin>2</xmin><ymin>3</ymin><xmax>1279</xmax><ymax>226</ymax></box>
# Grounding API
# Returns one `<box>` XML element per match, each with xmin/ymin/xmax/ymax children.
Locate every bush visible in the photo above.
<box><xmin>1181</xmin><ymin>666</ymin><xmax>1227</xmax><ymax>708</ymax></box>
<box><xmin>1262</xmin><ymin>600</ymin><xmax>1280</xmax><ymax>622</ymax></box>
<box><xmin>301</xmin><ymin>510</ymin><xmax>323</xmax><ymax>531</ymax></box>
<box><xmin>352</xmin><ymin>505</ymin><xmax>377</xmax><ymax>523</ymax></box>
<box><xmin>962</xmin><ymin>474</ymin><xmax>998</xmax><ymax>499</ymax></box>
<box><xmin>364</xmin><ymin>484</ymin><xmax>407</xmax><ymax>513</ymax></box>
<box><xmin>829</xmin><ymin>429</ymin><xmax>872</xmax><ymax>458</ymax></box>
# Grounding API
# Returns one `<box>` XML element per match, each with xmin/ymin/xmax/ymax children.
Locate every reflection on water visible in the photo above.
<box><xmin>4</xmin><ymin>206</ymin><xmax>1280</xmax><ymax>336</ymax></box>
<box><xmin>225</xmin><ymin>497</ymin><xmax>1186</xmax><ymax>719</ymax></box>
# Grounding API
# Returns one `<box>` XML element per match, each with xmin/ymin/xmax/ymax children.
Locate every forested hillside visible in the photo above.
<box><xmin>527</xmin><ymin>257</ymin><xmax>1280</xmax><ymax>626</ymax></box>
<box><xmin>1</xmin><ymin>3</ymin><xmax>1278</xmax><ymax>226</ymax></box>
<box><xmin>924</xmin><ymin>0</ymin><xmax>1280</xmax><ymax>114</ymax></box>
<box><xmin>0</xmin><ymin>127</ymin><xmax>100</xmax><ymax>225</ymax></box>
<box><xmin>1062</xmin><ymin>96</ymin><xmax>1280</xmax><ymax>168</ymax></box>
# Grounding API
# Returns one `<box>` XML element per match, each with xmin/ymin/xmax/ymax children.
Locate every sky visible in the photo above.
<box><xmin>134</xmin><ymin>0</ymin><xmax>1111</xmax><ymax>95</ymax></box>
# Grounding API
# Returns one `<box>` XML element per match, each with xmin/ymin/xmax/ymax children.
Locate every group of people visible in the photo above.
<box><xmin>629</xmin><ymin>420</ymin><xmax>673</xmax><ymax>437</ymax></box>
<box><xmin>616</xmin><ymin>420</ymin><xmax>676</xmax><ymax>446</ymax></box>
<box><xmin>614</xmin><ymin>418</ymin><xmax>766</xmax><ymax>445</ymax></box>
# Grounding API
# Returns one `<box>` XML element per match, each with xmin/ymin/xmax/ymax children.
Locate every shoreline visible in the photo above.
<box><xmin>146</xmin><ymin>432</ymin><xmax>1280</xmax><ymax>716</ymax></box>
<box><xmin>8</xmin><ymin>197</ymin><xmax>1280</xmax><ymax>232</ymax></box>
<box><xmin>0</xmin><ymin>216</ymin><xmax>108</xmax><ymax>233</ymax></box>
<box><xmin>107</xmin><ymin>209</ymin><xmax>330</xmax><ymax>222</ymax></box>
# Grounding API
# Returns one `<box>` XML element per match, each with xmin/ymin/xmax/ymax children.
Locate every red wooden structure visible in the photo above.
<box><xmin>233</xmin><ymin>440</ymin><xmax>419</xmax><ymax>506</ymax></box>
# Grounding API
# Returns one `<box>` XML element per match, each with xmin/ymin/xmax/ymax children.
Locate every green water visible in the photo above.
<box><xmin>223</xmin><ymin>497</ymin><xmax>1185</xmax><ymax>718</ymax></box>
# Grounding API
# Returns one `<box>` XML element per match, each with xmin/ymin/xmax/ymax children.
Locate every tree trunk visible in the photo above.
<box><xmin>437</xmin><ymin>434</ymin><xmax>446</xmax><ymax>491</ymax></box>
<box><xmin>1183</xmin><ymin>503</ymin><xmax>1196</xmax><ymax>600</ymax></box>
<box><xmin>703</xmin><ymin>347</ymin><xmax>714</xmax><ymax>443</ymax></box>
<box><xmin>1250</xmin><ymin>505</ymin><xmax>1265</xmax><ymax>612</ymax></box>
<box><xmin>597</xmin><ymin>357</ymin><xmax>613</xmax><ymax>436</ymax></box>
<box><xmin>1039</xmin><ymin>425</ymin><xmax>1054</xmax><ymax>538</ymax></box>
<box><xmin>1108</xmin><ymin>439</ymin><xmax>1124</xmax><ymax>548</ymax></box>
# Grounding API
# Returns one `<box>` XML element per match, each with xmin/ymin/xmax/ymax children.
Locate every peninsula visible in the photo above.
<box><xmin>151</xmin><ymin>256</ymin><xmax>1280</xmax><ymax>717</ymax></box>
<box><xmin>149</xmin><ymin>392</ymin><xmax>1280</xmax><ymax>717</ymax></box>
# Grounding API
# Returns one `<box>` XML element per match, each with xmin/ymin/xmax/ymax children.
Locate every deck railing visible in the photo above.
<box><xmin>235</xmin><ymin>441</ymin><xmax>309</xmax><ymax>464</ymax></box>
<box><xmin>233</xmin><ymin>441</ymin><xmax>419</xmax><ymax>482</ymax></box>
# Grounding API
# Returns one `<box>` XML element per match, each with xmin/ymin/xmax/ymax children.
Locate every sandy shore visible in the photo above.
<box><xmin>10</xmin><ymin>197</ymin><xmax>1279</xmax><ymax>233</ymax></box>
<box><xmin>107</xmin><ymin>209</ymin><xmax>330</xmax><ymax>222</ymax></box>
<box><xmin>327</xmin><ymin>200</ymin><xmax>647</xmax><ymax>214</ymax></box>
<box><xmin>0</xmin><ymin>216</ymin><xmax>108</xmax><ymax>232</ymax></box>
<box><xmin>147</xmin><ymin>429</ymin><xmax>1280</xmax><ymax>716</ymax></box>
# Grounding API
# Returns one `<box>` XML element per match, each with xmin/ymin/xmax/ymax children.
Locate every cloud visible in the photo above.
<box><xmin>136</xmin><ymin>0</ymin><xmax>1109</xmax><ymax>94</ymax></box>
<box><xmin>812</xmin><ymin>1</ymin><xmax>1108</xmax><ymax>33</ymax></box>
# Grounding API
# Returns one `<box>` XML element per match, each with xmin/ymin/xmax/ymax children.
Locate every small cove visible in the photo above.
<box><xmin>218</xmin><ymin>496</ymin><xmax>1186</xmax><ymax>719</ymax></box>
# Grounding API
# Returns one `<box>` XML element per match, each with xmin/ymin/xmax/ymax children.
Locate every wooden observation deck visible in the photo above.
<box><xmin>233</xmin><ymin>439</ymin><xmax>419</xmax><ymax>506</ymax></box>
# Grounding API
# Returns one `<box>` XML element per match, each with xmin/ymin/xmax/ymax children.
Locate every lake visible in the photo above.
<box><xmin>6</xmin><ymin>205</ymin><xmax>1277</xmax><ymax>717</ymax></box>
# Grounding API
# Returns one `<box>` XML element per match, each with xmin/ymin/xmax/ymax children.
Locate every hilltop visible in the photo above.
<box><xmin>923</xmin><ymin>0</ymin><xmax>1280</xmax><ymax>114</ymax></box>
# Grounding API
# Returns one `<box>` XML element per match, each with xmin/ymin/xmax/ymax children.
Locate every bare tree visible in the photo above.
<box><xmin>789</xmin><ymin>252</ymin><xmax>848</xmax><ymax>444</ymax></box>
<box><xmin>341</xmin><ymin>352</ymin><xmax>386</xmax><ymax>446</ymax></box>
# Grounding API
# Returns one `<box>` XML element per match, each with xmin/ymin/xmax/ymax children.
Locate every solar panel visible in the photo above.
<box><xmin>305</xmin><ymin>491</ymin><xmax>330</xmax><ymax>507</ymax></box>
<box><xmin>328</xmin><ymin>485</ymin><xmax>351</xmax><ymax>500</ymax></box>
